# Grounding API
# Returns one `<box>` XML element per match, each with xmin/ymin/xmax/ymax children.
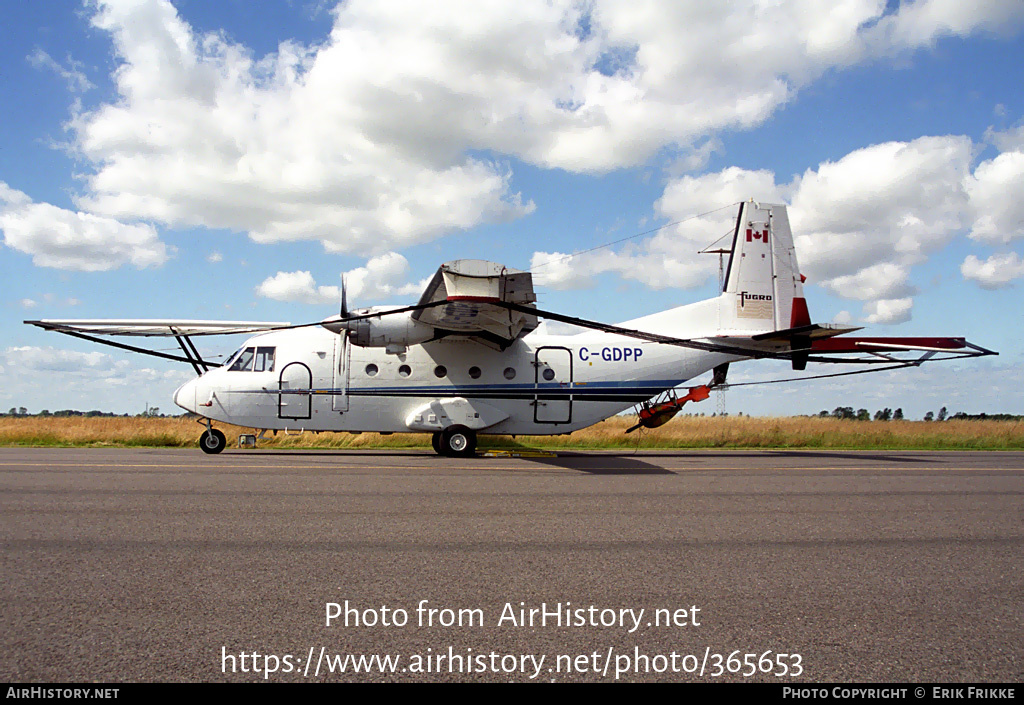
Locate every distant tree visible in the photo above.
<box><xmin>6</xmin><ymin>408</ymin><xmax>14</xmax><ymax>416</ymax></box>
<box><xmin>924</xmin><ymin>411</ymin><xmax>934</xmax><ymax>422</ymax></box>
<box><xmin>874</xmin><ymin>408</ymin><xmax>893</xmax><ymax>421</ymax></box>
<box><xmin>832</xmin><ymin>406</ymin><xmax>855</xmax><ymax>420</ymax></box>
<box><xmin>818</xmin><ymin>410</ymin><xmax>829</xmax><ymax>418</ymax></box>
<box><xmin>938</xmin><ymin>406</ymin><xmax>948</xmax><ymax>421</ymax></box>
<box><xmin>18</xmin><ymin>407</ymin><xmax>27</xmax><ymax>416</ymax></box>
<box><xmin>856</xmin><ymin>408</ymin><xmax>870</xmax><ymax>421</ymax></box>
<box><xmin>893</xmin><ymin>408</ymin><xmax>904</xmax><ymax>420</ymax></box>
<box><xmin>39</xmin><ymin>410</ymin><xmax>50</xmax><ymax>417</ymax></box>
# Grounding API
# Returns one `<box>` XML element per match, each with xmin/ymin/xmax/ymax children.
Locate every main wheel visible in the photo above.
<box><xmin>440</xmin><ymin>425</ymin><xmax>476</xmax><ymax>457</ymax></box>
<box><xmin>199</xmin><ymin>428</ymin><xmax>227</xmax><ymax>454</ymax></box>
<box><xmin>431</xmin><ymin>431</ymin><xmax>442</xmax><ymax>455</ymax></box>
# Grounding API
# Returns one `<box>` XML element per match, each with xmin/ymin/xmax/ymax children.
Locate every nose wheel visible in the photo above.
<box><xmin>200</xmin><ymin>428</ymin><xmax>227</xmax><ymax>454</ymax></box>
<box><xmin>434</xmin><ymin>425</ymin><xmax>476</xmax><ymax>457</ymax></box>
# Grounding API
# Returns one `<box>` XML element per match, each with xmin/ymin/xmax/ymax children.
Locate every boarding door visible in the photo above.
<box><xmin>278</xmin><ymin>362</ymin><xmax>312</xmax><ymax>420</ymax></box>
<box><xmin>534</xmin><ymin>346</ymin><xmax>573</xmax><ymax>424</ymax></box>
<box><xmin>332</xmin><ymin>333</ymin><xmax>349</xmax><ymax>412</ymax></box>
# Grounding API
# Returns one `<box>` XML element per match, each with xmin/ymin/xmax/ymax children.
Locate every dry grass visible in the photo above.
<box><xmin>1</xmin><ymin>414</ymin><xmax>1022</xmax><ymax>450</ymax></box>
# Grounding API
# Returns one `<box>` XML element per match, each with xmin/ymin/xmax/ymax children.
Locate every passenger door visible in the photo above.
<box><xmin>278</xmin><ymin>362</ymin><xmax>312</xmax><ymax>420</ymax></box>
<box><xmin>534</xmin><ymin>346</ymin><xmax>573</xmax><ymax>424</ymax></box>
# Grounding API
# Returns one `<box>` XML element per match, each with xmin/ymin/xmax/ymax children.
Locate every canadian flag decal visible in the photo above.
<box><xmin>746</xmin><ymin>228</ymin><xmax>769</xmax><ymax>243</ymax></box>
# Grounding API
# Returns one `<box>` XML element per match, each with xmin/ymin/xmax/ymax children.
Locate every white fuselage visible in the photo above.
<box><xmin>172</xmin><ymin>299</ymin><xmax>744</xmax><ymax>436</ymax></box>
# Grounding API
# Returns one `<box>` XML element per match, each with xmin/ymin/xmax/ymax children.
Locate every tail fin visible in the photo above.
<box><xmin>719</xmin><ymin>201</ymin><xmax>810</xmax><ymax>336</ymax></box>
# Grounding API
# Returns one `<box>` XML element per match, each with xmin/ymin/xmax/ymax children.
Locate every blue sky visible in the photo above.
<box><xmin>2</xmin><ymin>0</ymin><xmax>1023</xmax><ymax>418</ymax></box>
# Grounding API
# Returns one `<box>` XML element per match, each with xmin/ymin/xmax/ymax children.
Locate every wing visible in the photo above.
<box><xmin>25</xmin><ymin>319</ymin><xmax>291</xmax><ymax>371</ymax></box>
<box><xmin>410</xmin><ymin>260</ymin><xmax>539</xmax><ymax>349</ymax></box>
<box><xmin>26</xmin><ymin>319</ymin><xmax>291</xmax><ymax>337</ymax></box>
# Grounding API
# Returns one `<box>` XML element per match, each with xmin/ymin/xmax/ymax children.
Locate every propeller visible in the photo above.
<box><xmin>340</xmin><ymin>275</ymin><xmax>348</xmax><ymax>319</ymax></box>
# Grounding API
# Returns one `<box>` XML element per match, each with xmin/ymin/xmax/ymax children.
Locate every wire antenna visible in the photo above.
<box><xmin>530</xmin><ymin>202</ymin><xmax>739</xmax><ymax>272</ymax></box>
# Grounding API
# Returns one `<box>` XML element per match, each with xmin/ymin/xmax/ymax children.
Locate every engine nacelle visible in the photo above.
<box><xmin>321</xmin><ymin>308</ymin><xmax>434</xmax><ymax>349</ymax></box>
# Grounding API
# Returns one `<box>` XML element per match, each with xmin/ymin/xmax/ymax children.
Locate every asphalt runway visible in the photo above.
<box><xmin>1</xmin><ymin>447</ymin><xmax>1021</xmax><ymax>683</ymax></box>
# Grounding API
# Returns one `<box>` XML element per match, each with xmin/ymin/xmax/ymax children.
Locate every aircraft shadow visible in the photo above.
<box><xmin>243</xmin><ymin>450</ymin><xmax>435</xmax><ymax>458</ymax></box>
<box><xmin>240</xmin><ymin>447</ymin><xmax>673</xmax><ymax>474</ymax></box>
<box><xmin>516</xmin><ymin>452</ymin><xmax>675</xmax><ymax>475</ymax></box>
<box><xmin>622</xmin><ymin>449</ymin><xmax>936</xmax><ymax>464</ymax></box>
<box><xmin>471</xmin><ymin>447</ymin><xmax>674</xmax><ymax>475</ymax></box>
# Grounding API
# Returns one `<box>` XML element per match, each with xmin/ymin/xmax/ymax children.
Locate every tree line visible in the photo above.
<box><xmin>818</xmin><ymin>406</ymin><xmax>1023</xmax><ymax>421</ymax></box>
<box><xmin>4</xmin><ymin>408</ymin><xmax>167</xmax><ymax>418</ymax></box>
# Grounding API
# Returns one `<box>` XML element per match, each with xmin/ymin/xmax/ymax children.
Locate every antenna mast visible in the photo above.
<box><xmin>700</xmin><ymin>246</ymin><xmax>731</xmax><ymax>416</ymax></box>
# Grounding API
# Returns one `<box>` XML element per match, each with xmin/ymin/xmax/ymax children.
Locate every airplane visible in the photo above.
<box><xmin>27</xmin><ymin>202</ymin><xmax>995</xmax><ymax>456</ymax></box>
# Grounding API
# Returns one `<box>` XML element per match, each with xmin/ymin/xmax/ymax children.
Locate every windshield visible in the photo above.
<box><xmin>228</xmin><ymin>347</ymin><xmax>255</xmax><ymax>372</ymax></box>
<box><xmin>223</xmin><ymin>346</ymin><xmax>245</xmax><ymax>368</ymax></box>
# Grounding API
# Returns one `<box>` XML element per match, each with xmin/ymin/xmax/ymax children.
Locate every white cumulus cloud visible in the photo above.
<box><xmin>32</xmin><ymin>0</ymin><xmax>1020</xmax><ymax>260</ymax></box>
<box><xmin>255</xmin><ymin>252</ymin><xmax>427</xmax><ymax>305</ymax></box>
<box><xmin>961</xmin><ymin>252</ymin><xmax>1024</xmax><ymax>289</ymax></box>
<box><xmin>964</xmin><ymin>150</ymin><xmax>1024</xmax><ymax>245</ymax></box>
<box><xmin>255</xmin><ymin>271</ymin><xmax>339</xmax><ymax>306</ymax></box>
<box><xmin>0</xmin><ymin>182</ymin><xmax>169</xmax><ymax>271</ymax></box>
<box><xmin>819</xmin><ymin>262</ymin><xmax>915</xmax><ymax>301</ymax></box>
<box><xmin>862</xmin><ymin>297</ymin><xmax>913</xmax><ymax>325</ymax></box>
<box><xmin>789</xmin><ymin>136</ymin><xmax>973</xmax><ymax>282</ymax></box>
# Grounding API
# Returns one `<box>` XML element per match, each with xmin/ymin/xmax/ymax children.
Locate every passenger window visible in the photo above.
<box><xmin>254</xmin><ymin>347</ymin><xmax>275</xmax><ymax>372</ymax></box>
<box><xmin>468</xmin><ymin>366</ymin><xmax>481</xmax><ymax>379</ymax></box>
<box><xmin>229</xmin><ymin>347</ymin><xmax>255</xmax><ymax>371</ymax></box>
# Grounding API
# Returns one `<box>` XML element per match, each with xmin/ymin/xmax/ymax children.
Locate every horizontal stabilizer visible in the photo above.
<box><xmin>810</xmin><ymin>337</ymin><xmax>977</xmax><ymax>354</ymax></box>
<box><xmin>750</xmin><ymin>324</ymin><xmax>862</xmax><ymax>343</ymax></box>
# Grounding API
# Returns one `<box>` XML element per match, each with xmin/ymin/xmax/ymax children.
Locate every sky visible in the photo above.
<box><xmin>1</xmin><ymin>0</ymin><xmax>1023</xmax><ymax>419</ymax></box>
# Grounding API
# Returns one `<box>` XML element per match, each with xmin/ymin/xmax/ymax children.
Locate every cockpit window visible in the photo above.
<box><xmin>228</xmin><ymin>347</ymin><xmax>255</xmax><ymax>371</ymax></box>
<box><xmin>223</xmin><ymin>347</ymin><xmax>244</xmax><ymax>368</ymax></box>
<box><xmin>254</xmin><ymin>347</ymin><xmax>275</xmax><ymax>372</ymax></box>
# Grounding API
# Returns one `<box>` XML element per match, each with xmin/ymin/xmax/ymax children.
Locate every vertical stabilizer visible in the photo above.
<box><xmin>720</xmin><ymin>202</ymin><xmax>808</xmax><ymax>336</ymax></box>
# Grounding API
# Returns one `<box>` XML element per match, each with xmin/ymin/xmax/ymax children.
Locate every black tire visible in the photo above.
<box><xmin>440</xmin><ymin>425</ymin><xmax>476</xmax><ymax>457</ymax></box>
<box><xmin>431</xmin><ymin>431</ymin><xmax>442</xmax><ymax>455</ymax></box>
<box><xmin>200</xmin><ymin>428</ymin><xmax>227</xmax><ymax>454</ymax></box>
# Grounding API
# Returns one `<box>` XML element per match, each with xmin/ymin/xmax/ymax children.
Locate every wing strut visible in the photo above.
<box><xmin>173</xmin><ymin>335</ymin><xmax>209</xmax><ymax>375</ymax></box>
<box><xmin>40</xmin><ymin>327</ymin><xmax>222</xmax><ymax>367</ymax></box>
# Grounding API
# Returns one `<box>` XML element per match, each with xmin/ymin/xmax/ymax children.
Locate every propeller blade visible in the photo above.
<box><xmin>340</xmin><ymin>275</ymin><xmax>348</xmax><ymax>318</ymax></box>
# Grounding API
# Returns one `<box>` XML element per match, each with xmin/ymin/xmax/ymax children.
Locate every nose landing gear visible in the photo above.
<box><xmin>199</xmin><ymin>420</ymin><xmax>227</xmax><ymax>454</ymax></box>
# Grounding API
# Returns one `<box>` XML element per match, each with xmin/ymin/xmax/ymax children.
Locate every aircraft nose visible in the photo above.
<box><xmin>173</xmin><ymin>378</ymin><xmax>197</xmax><ymax>413</ymax></box>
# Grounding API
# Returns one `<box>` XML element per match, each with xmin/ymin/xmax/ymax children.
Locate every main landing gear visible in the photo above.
<box><xmin>199</xmin><ymin>425</ymin><xmax>227</xmax><ymax>454</ymax></box>
<box><xmin>431</xmin><ymin>425</ymin><xmax>477</xmax><ymax>457</ymax></box>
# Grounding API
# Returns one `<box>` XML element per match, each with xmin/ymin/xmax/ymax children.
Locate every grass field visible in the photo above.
<box><xmin>1</xmin><ymin>414</ymin><xmax>1022</xmax><ymax>450</ymax></box>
